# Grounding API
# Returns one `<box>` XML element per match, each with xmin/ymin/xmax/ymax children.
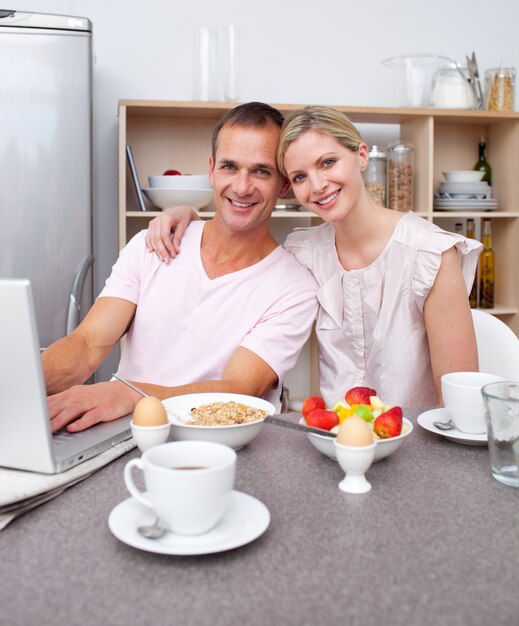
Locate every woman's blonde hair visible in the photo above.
<box><xmin>277</xmin><ymin>106</ymin><xmax>363</xmax><ymax>176</ymax></box>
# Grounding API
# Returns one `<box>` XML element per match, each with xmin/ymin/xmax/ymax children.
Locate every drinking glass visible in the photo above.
<box><xmin>481</xmin><ymin>381</ymin><xmax>519</xmax><ymax>487</ymax></box>
<box><xmin>222</xmin><ymin>25</ymin><xmax>240</xmax><ymax>101</ymax></box>
<box><xmin>192</xmin><ymin>27</ymin><xmax>220</xmax><ymax>101</ymax></box>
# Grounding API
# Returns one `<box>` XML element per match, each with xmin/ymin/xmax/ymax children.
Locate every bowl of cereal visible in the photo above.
<box><xmin>163</xmin><ymin>393</ymin><xmax>276</xmax><ymax>450</ymax></box>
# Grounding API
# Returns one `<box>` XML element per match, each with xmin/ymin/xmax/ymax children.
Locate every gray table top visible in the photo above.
<box><xmin>1</xmin><ymin>408</ymin><xmax>518</xmax><ymax>626</ymax></box>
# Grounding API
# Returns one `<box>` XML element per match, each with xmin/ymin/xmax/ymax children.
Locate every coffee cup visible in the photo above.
<box><xmin>441</xmin><ymin>372</ymin><xmax>505</xmax><ymax>434</ymax></box>
<box><xmin>124</xmin><ymin>440</ymin><xmax>236</xmax><ymax>535</ymax></box>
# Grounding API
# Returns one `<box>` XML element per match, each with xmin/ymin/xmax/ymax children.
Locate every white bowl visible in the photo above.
<box><xmin>163</xmin><ymin>393</ymin><xmax>276</xmax><ymax>450</ymax></box>
<box><xmin>148</xmin><ymin>175</ymin><xmax>211</xmax><ymax>189</ymax></box>
<box><xmin>142</xmin><ymin>187</ymin><xmax>213</xmax><ymax>210</ymax></box>
<box><xmin>442</xmin><ymin>171</ymin><xmax>485</xmax><ymax>183</ymax></box>
<box><xmin>299</xmin><ymin>416</ymin><xmax>413</xmax><ymax>462</ymax></box>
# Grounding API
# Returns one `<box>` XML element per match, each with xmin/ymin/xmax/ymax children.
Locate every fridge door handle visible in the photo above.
<box><xmin>66</xmin><ymin>255</ymin><xmax>94</xmax><ymax>334</ymax></box>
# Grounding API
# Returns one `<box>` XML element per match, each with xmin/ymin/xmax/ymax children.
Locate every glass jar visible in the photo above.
<box><xmin>363</xmin><ymin>145</ymin><xmax>387</xmax><ymax>206</ymax></box>
<box><xmin>432</xmin><ymin>63</ymin><xmax>475</xmax><ymax>109</ymax></box>
<box><xmin>387</xmin><ymin>141</ymin><xmax>414</xmax><ymax>211</ymax></box>
<box><xmin>484</xmin><ymin>67</ymin><xmax>516</xmax><ymax>112</ymax></box>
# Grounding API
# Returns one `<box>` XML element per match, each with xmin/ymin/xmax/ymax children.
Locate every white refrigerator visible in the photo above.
<box><xmin>0</xmin><ymin>9</ymin><xmax>93</xmax><ymax>348</ymax></box>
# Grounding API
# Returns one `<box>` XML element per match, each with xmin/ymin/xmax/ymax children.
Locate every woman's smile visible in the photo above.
<box><xmin>315</xmin><ymin>189</ymin><xmax>340</xmax><ymax>207</ymax></box>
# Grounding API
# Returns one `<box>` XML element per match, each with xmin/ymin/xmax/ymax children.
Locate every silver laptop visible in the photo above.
<box><xmin>0</xmin><ymin>279</ymin><xmax>132</xmax><ymax>474</ymax></box>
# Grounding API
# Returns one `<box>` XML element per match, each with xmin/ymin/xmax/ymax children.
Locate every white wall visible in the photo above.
<box><xmin>6</xmin><ymin>0</ymin><xmax>519</xmax><ymax>389</ymax></box>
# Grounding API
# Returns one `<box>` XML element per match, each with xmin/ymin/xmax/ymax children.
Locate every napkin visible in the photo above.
<box><xmin>0</xmin><ymin>438</ymin><xmax>136</xmax><ymax>530</ymax></box>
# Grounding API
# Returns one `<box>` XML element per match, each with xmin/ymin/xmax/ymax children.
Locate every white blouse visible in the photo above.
<box><xmin>284</xmin><ymin>212</ymin><xmax>482</xmax><ymax>408</ymax></box>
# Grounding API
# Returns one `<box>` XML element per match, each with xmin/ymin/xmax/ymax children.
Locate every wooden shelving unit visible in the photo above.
<box><xmin>119</xmin><ymin>101</ymin><xmax>519</xmax><ymax>340</ymax></box>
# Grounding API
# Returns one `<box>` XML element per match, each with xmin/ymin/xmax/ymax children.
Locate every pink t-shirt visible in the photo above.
<box><xmin>284</xmin><ymin>212</ymin><xmax>482</xmax><ymax>408</ymax></box>
<box><xmin>99</xmin><ymin>222</ymin><xmax>318</xmax><ymax>404</ymax></box>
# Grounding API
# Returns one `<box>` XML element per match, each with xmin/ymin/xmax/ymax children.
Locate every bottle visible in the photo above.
<box><xmin>363</xmin><ymin>145</ymin><xmax>387</xmax><ymax>206</ymax></box>
<box><xmin>455</xmin><ymin>222</ymin><xmax>463</xmax><ymax>234</ymax></box>
<box><xmin>473</xmin><ymin>141</ymin><xmax>492</xmax><ymax>184</ymax></box>
<box><xmin>466</xmin><ymin>219</ymin><xmax>478</xmax><ymax>308</ymax></box>
<box><xmin>479</xmin><ymin>219</ymin><xmax>495</xmax><ymax>309</ymax></box>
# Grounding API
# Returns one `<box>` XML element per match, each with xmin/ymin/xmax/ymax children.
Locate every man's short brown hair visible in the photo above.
<box><xmin>211</xmin><ymin>102</ymin><xmax>284</xmax><ymax>161</ymax></box>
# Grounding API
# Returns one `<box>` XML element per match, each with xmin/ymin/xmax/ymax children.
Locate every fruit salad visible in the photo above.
<box><xmin>301</xmin><ymin>386</ymin><xmax>404</xmax><ymax>440</ymax></box>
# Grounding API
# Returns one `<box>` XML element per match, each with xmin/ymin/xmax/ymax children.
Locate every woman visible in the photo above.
<box><xmin>145</xmin><ymin>106</ymin><xmax>481</xmax><ymax>408</ymax></box>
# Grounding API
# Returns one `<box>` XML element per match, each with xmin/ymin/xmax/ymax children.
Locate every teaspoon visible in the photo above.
<box><xmin>137</xmin><ymin>517</ymin><xmax>168</xmax><ymax>540</ymax></box>
<box><xmin>433</xmin><ymin>419</ymin><xmax>455</xmax><ymax>431</ymax></box>
<box><xmin>112</xmin><ymin>373</ymin><xmax>148</xmax><ymax>397</ymax></box>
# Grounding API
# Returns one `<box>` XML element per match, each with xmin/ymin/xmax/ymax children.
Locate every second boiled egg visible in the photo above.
<box><xmin>336</xmin><ymin>415</ymin><xmax>374</xmax><ymax>447</ymax></box>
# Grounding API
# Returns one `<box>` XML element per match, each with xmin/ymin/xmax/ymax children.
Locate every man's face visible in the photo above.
<box><xmin>209</xmin><ymin>123</ymin><xmax>288</xmax><ymax>234</ymax></box>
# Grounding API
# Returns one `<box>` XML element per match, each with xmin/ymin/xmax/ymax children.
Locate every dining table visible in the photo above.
<box><xmin>1</xmin><ymin>406</ymin><xmax>517</xmax><ymax>626</ymax></box>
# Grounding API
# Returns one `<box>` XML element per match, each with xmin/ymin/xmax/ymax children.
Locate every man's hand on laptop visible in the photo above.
<box><xmin>47</xmin><ymin>381</ymin><xmax>141</xmax><ymax>433</ymax></box>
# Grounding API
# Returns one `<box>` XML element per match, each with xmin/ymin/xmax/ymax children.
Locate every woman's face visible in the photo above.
<box><xmin>283</xmin><ymin>129</ymin><xmax>369</xmax><ymax>223</ymax></box>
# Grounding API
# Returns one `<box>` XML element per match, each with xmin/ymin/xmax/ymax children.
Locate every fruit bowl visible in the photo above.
<box><xmin>142</xmin><ymin>187</ymin><xmax>213</xmax><ymax>211</ymax></box>
<box><xmin>163</xmin><ymin>393</ymin><xmax>276</xmax><ymax>450</ymax></box>
<box><xmin>148</xmin><ymin>175</ymin><xmax>211</xmax><ymax>189</ymax></box>
<box><xmin>299</xmin><ymin>416</ymin><xmax>413</xmax><ymax>462</ymax></box>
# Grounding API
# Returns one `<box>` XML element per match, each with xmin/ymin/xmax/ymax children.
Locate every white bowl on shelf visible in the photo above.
<box><xmin>148</xmin><ymin>175</ymin><xmax>210</xmax><ymax>189</ymax></box>
<box><xmin>442</xmin><ymin>171</ymin><xmax>485</xmax><ymax>183</ymax></box>
<box><xmin>142</xmin><ymin>187</ymin><xmax>213</xmax><ymax>211</ymax></box>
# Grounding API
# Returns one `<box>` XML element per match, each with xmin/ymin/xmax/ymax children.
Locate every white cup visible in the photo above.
<box><xmin>441</xmin><ymin>372</ymin><xmax>505</xmax><ymax>434</ymax></box>
<box><xmin>124</xmin><ymin>440</ymin><xmax>236</xmax><ymax>535</ymax></box>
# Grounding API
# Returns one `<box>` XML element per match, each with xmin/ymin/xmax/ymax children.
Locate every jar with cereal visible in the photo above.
<box><xmin>484</xmin><ymin>67</ymin><xmax>516</xmax><ymax>112</ymax></box>
<box><xmin>387</xmin><ymin>141</ymin><xmax>414</xmax><ymax>212</ymax></box>
<box><xmin>363</xmin><ymin>145</ymin><xmax>387</xmax><ymax>206</ymax></box>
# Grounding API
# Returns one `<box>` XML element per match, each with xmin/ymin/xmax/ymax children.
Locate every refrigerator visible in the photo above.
<box><xmin>0</xmin><ymin>9</ymin><xmax>93</xmax><ymax>349</ymax></box>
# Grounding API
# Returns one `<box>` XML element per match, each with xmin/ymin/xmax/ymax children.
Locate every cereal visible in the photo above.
<box><xmin>188</xmin><ymin>401</ymin><xmax>267</xmax><ymax>426</ymax></box>
<box><xmin>388</xmin><ymin>161</ymin><xmax>413</xmax><ymax>211</ymax></box>
<box><xmin>486</xmin><ymin>72</ymin><xmax>515</xmax><ymax>112</ymax></box>
<box><xmin>364</xmin><ymin>181</ymin><xmax>386</xmax><ymax>206</ymax></box>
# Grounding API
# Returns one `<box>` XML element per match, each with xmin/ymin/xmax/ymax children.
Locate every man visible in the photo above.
<box><xmin>43</xmin><ymin>102</ymin><xmax>318</xmax><ymax>433</ymax></box>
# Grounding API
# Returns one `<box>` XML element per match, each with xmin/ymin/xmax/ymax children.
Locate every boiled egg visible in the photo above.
<box><xmin>336</xmin><ymin>414</ymin><xmax>374</xmax><ymax>447</ymax></box>
<box><xmin>132</xmin><ymin>396</ymin><xmax>168</xmax><ymax>427</ymax></box>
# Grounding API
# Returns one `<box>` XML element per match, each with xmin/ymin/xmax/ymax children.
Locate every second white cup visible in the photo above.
<box><xmin>441</xmin><ymin>372</ymin><xmax>505</xmax><ymax>434</ymax></box>
<box><xmin>124</xmin><ymin>440</ymin><xmax>236</xmax><ymax>535</ymax></box>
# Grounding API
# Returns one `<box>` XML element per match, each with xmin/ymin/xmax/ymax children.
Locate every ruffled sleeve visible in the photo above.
<box><xmin>283</xmin><ymin>228</ymin><xmax>314</xmax><ymax>271</ymax></box>
<box><xmin>413</xmin><ymin>230</ymin><xmax>483</xmax><ymax>313</ymax></box>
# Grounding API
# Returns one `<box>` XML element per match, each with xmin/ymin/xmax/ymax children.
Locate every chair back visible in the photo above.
<box><xmin>471</xmin><ymin>309</ymin><xmax>519</xmax><ymax>380</ymax></box>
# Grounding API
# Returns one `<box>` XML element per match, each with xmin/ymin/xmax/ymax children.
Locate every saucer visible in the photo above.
<box><xmin>108</xmin><ymin>490</ymin><xmax>270</xmax><ymax>555</ymax></box>
<box><xmin>417</xmin><ymin>408</ymin><xmax>487</xmax><ymax>445</ymax></box>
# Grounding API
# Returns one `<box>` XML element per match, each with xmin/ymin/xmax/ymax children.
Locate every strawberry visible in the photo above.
<box><xmin>345</xmin><ymin>386</ymin><xmax>377</xmax><ymax>406</ymax></box>
<box><xmin>302</xmin><ymin>396</ymin><xmax>326</xmax><ymax>418</ymax></box>
<box><xmin>306</xmin><ymin>409</ymin><xmax>339</xmax><ymax>431</ymax></box>
<box><xmin>163</xmin><ymin>169</ymin><xmax>182</xmax><ymax>175</ymax></box>
<box><xmin>373</xmin><ymin>406</ymin><xmax>403</xmax><ymax>439</ymax></box>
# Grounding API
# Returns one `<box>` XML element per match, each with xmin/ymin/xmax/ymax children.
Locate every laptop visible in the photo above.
<box><xmin>0</xmin><ymin>279</ymin><xmax>132</xmax><ymax>474</ymax></box>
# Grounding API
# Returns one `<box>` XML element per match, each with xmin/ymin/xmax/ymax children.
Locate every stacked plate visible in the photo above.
<box><xmin>434</xmin><ymin>179</ymin><xmax>497</xmax><ymax>211</ymax></box>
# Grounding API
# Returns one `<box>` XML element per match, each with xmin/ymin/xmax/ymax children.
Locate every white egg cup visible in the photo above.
<box><xmin>333</xmin><ymin>440</ymin><xmax>376</xmax><ymax>494</ymax></box>
<box><xmin>131</xmin><ymin>421</ymin><xmax>171</xmax><ymax>453</ymax></box>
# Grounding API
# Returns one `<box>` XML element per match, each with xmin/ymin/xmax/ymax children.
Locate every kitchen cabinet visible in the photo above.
<box><xmin>118</xmin><ymin>100</ymin><xmax>519</xmax><ymax>392</ymax></box>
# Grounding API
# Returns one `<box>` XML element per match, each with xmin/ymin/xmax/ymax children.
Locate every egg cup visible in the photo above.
<box><xmin>131</xmin><ymin>421</ymin><xmax>171</xmax><ymax>453</ymax></box>
<box><xmin>333</xmin><ymin>440</ymin><xmax>376</xmax><ymax>494</ymax></box>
